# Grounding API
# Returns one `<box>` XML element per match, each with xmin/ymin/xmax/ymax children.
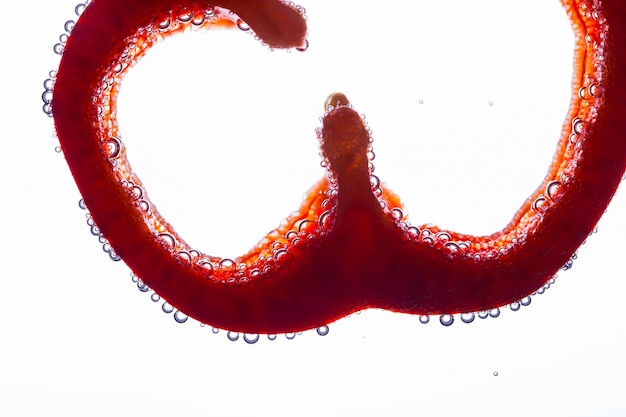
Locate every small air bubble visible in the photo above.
<box><xmin>158</xmin><ymin>233</ymin><xmax>176</xmax><ymax>251</ymax></box>
<box><xmin>43</xmin><ymin>104</ymin><xmax>53</xmax><ymax>117</ymax></box>
<box><xmin>369</xmin><ymin>174</ymin><xmax>380</xmax><ymax>190</ymax></box>
<box><xmin>572</xmin><ymin>117</ymin><xmax>584</xmax><ymax>134</ymax></box>
<box><xmin>243</xmin><ymin>333</ymin><xmax>260</xmax><ymax>344</ymax></box>
<box><xmin>316</xmin><ymin>325</ymin><xmax>330</xmax><ymax>336</ymax></box>
<box><xmin>391</xmin><ymin>208</ymin><xmax>403</xmax><ymax>221</ymax></box>
<box><xmin>227</xmin><ymin>331</ymin><xmax>240</xmax><ymax>341</ymax></box>
<box><xmin>162</xmin><ymin>302</ymin><xmax>174</xmax><ymax>314</ymax></box>
<box><xmin>509</xmin><ymin>302</ymin><xmax>521</xmax><ymax>311</ymax></box>
<box><xmin>419</xmin><ymin>315</ymin><xmax>430</xmax><ymax>324</ymax></box>
<box><xmin>53</xmin><ymin>43</ymin><xmax>64</xmax><ymax>55</ymax></box>
<box><xmin>191</xmin><ymin>15</ymin><xmax>205</xmax><ymax>26</ymax></box>
<box><xmin>178</xmin><ymin>11</ymin><xmax>193</xmax><ymax>22</ymax></box>
<box><xmin>546</xmin><ymin>180</ymin><xmax>563</xmax><ymax>201</ymax></box>
<box><xmin>460</xmin><ymin>312</ymin><xmax>475</xmax><ymax>323</ymax></box>
<box><xmin>136</xmin><ymin>283</ymin><xmax>150</xmax><ymax>294</ymax></box>
<box><xmin>236</xmin><ymin>19</ymin><xmax>250</xmax><ymax>31</ymax></box>
<box><xmin>129</xmin><ymin>185</ymin><xmax>143</xmax><ymax>200</ymax></box>
<box><xmin>295</xmin><ymin>39</ymin><xmax>309</xmax><ymax>52</ymax></box>
<box><xmin>174</xmin><ymin>311</ymin><xmax>188</xmax><ymax>323</ymax></box>
<box><xmin>443</xmin><ymin>242</ymin><xmax>461</xmax><ymax>254</ymax></box>
<box><xmin>151</xmin><ymin>293</ymin><xmax>160</xmax><ymax>302</ymax></box>
<box><xmin>285</xmin><ymin>332</ymin><xmax>296</xmax><ymax>340</ymax></box>
<box><xmin>219</xmin><ymin>258</ymin><xmax>235</xmax><ymax>269</ymax></box>
<box><xmin>138</xmin><ymin>200</ymin><xmax>150</xmax><ymax>212</ymax></box>
<box><xmin>54</xmin><ymin>145</ymin><xmax>62</xmax><ymax>153</ymax></box>
<box><xmin>158</xmin><ymin>17</ymin><xmax>171</xmax><ymax>30</ymax></box>
<box><xmin>104</xmin><ymin>136</ymin><xmax>122</xmax><ymax>158</ymax></box>
<box><xmin>439</xmin><ymin>314</ymin><xmax>454</xmax><ymax>326</ymax></box>
<box><xmin>493</xmin><ymin>371</ymin><xmax>499</xmax><ymax>377</ymax></box>
<box><xmin>532</xmin><ymin>195</ymin><xmax>549</xmax><ymax>212</ymax></box>
<box><xmin>64</xmin><ymin>20</ymin><xmax>75</xmax><ymax>33</ymax></box>
<box><xmin>489</xmin><ymin>308</ymin><xmax>500</xmax><ymax>318</ymax></box>
<box><xmin>75</xmin><ymin>3</ymin><xmax>87</xmax><ymax>16</ymax></box>
<box><xmin>42</xmin><ymin>90</ymin><xmax>53</xmax><ymax>105</ymax></box>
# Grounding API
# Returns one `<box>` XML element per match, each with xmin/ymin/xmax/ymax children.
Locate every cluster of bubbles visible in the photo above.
<box><xmin>130</xmin><ymin>272</ymin><xmax>330</xmax><ymax>344</ymax></box>
<box><xmin>79</xmin><ymin>199</ymin><xmax>121</xmax><ymax>262</ymax></box>
<box><xmin>41</xmin><ymin>71</ymin><xmax>55</xmax><ymax>117</ymax></box>
<box><xmin>423</xmin><ymin>271</ymin><xmax>565</xmax><ymax>327</ymax></box>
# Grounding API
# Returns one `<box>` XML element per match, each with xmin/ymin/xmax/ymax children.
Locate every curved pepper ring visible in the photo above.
<box><xmin>50</xmin><ymin>0</ymin><xmax>626</xmax><ymax>333</ymax></box>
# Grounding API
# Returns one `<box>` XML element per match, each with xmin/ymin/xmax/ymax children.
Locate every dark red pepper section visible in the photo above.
<box><xmin>52</xmin><ymin>0</ymin><xmax>625</xmax><ymax>333</ymax></box>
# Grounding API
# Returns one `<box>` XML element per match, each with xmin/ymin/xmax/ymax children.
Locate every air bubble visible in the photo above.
<box><xmin>104</xmin><ymin>136</ymin><xmax>122</xmax><ymax>158</ymax></box>
<box><xmin>369</xmin><ymin>175</ymin><xmax>380</xmax><ymax>190</ymax></box>
<box><xmin>174</xmin><ymin>310</ymin><xmax>188</xmax><ymax>323</ymax></box>
<box><xmin>561</xmin><ymin>254</ymin><xmax>576</xmax><ymax>271</ymax></box>
<box><xmin>439</xmin><ymin>314</ymin><xmax>454</xmax><ymax>326</ymax></box>
<box><xmin>78</xmin><ymin>199</ymin><xmax>87</xmax><ymax>210</ymax></box>
<box><xmin>493</xmin><ymin>371</ymin><xmax>499</xmax><ymax>377</ymax></box>
<box><xmin>211</xmin><ymin>327</ymin><xmax>220</xmax><ymax>334</ymax></box>
<box><xmin>460</xmin><ymin>312</ymin><xmax>475</xmax><ymax>323</ymax></box>
<box><xmin>178</xmin><ymin>11</ymin><xmax>193</xmax><ymax>22</ymax></box>
<box><xmin>318</xmin><ymin>210</ymin><xmax>334</xmax><ymax>229</ymax></box>
<box><xmin>509</xmin><ymin>302</ymin><xmax>521</xmax><ymax>311</ymax></box>
<box><xmin>546</xmin><ymin>181</ymin><xmax>563</xmax><ymax>201</ymax></box>
<box><xmin>298</xmin><ymin>219</ymin><xmax>316</xmax><ymax>234</ymax></box>
<box><xmin>43</xmin><ymin>104</ymin><xmax>53</xmax><ymax>117</ymax></box>
<box><xmin>489</xmin><ymin>308</ymin><xmax>500</xmax><ymax>318</ymax></box>
<box><xmin>158</xmin><ymin>233</ymin><xmax>176</xmax><ymax>251</ymax></box>
<box><xmin>162</xmin><ymin>302</ymin><xmax>174</xmax><ymax>313</ymax></box>
<box><xmin>107</xmin><ymin>248</ymin><xmax>121</xmax><ymax>262</ymax></box>
<box><xmin>391</xmin><ymin>208</ymin><xmax>403</xmax><ymax>221</ymax></box>
<box><xmin>42</xmin><ymin>90</ymin><xmax>53</xmax><ymax>105</ymax></box>
<box><xmin>572</xmin><ymin>117</ymin><xmax>584</xmax><ymax>134</ymax></box>
<box><xmin>157</xmin><ymin>17</ymin><xmax>171</xmax><ymax>30</ymax></box>
<box><xmin>175</xmin><ymin>251</ymin><xmax>192</xmax><ymax>265</ymax></box>
<box><xmin>243</xmin><ymin>333</ymin><xmax>260</xmax><ymax>344</ymax></box>
<box><xmin>151</xmin><ymin>293</ymin><xmax>160</xmax><ymax>302</ymax></box>
<box><xmin>478</xmin><ymin>310</ymin><xmax>489</xmax><ymax>319</ymax></box>
<box><xmin>316</xmin><ymin>325</ymin><xmax>330</xmax><ymax>336</ymax></box>
<box><xmin>520</xmin><ymin>296</ymin><xmax>532</xmax><ymax>306</ymax></box>
<box><xmin>129</xmin><ymin>185</ymin><xmax>143</xmax><ymax>200</ymax></box>
<box><xmin>219</xmin><ymin>258</ymin><xmax>235</xmax><ymax>269</ymax></box>
<box><xmin>227</xmin><ymin>331</ymin><xmax>240</xmax><ymax>341</ymax></box>
<box><xmin>137</xmin><ymin>200</ymin><xmax>150</xmax><ymax>212</ymax></box>
<box><xmin>532</xmin><ymin>195</ymin><xmax>549</xmax><ymax>212</ymax></box>
<box><xmin>64</xmin><ymin>20</ymin><xmax>75</xmax><ymax>33</ymax></box>
<box><xmin>191</xmin><ymin>14</ymin><xmax>205</xmax><ymax>26</ymax></box>
<box><xmin>419</xmin><ymin>315</ymin><xmax>429</xmax><ymax>324</ymax></box>
<box><xmin>198</xmin><ymin>258</ymin><xmax>214</xmax><ymax>273</ymax></box>
<box><xmin>285</xmin><ymin>332</ymin><xmax>296</xmax><ymax>340</ymax></box>
<box><xmin>295</xmin><ymin>39</ymin><xmax>309</xmax><ymax>52</ymax></box>
<box><xmin>53</xmin><ymin>43</ymin><xmax>65</xmax><ymax>55</ymax></box>
<box><xmin>75</xmin><ymin>3</ymin><xmax>87</xmax><ymax>16</ymax></box>
<box><xmin>237</xmin><ymin>19</ymin><xmax>250</xmax><ymax>31</ymax></box>
<box><xmin>443</xmin><ymin>242</ymin><xmax>461</xmax><ymax>254</ymax></box>
<box><xmin>136</xmin><ymin>279</ymin><xmax>150</xmax><ymax>293</ymax></box>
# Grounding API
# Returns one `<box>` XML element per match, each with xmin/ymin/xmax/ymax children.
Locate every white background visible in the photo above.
<box><xmin>2</xmin><ymin>0</ymin><xmax>625</xmax><ymax>416</ymax></box>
